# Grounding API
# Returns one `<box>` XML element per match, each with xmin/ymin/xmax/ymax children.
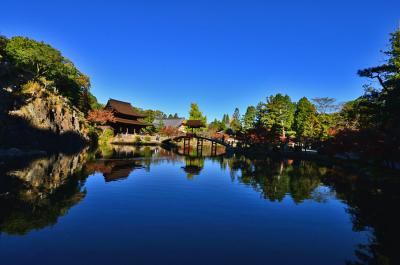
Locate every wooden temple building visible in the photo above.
<box><xmin>105</xmin><ymin>99</ymin><xmax>151</xmax><ymax>134</ymax></box>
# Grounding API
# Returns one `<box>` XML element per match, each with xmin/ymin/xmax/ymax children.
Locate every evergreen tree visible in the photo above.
<box><xmin>222</xmin><ymin>114</ymin><xmax>230</xmax><ymax>125</ymax></box>
<box><xmin>294</xmin><ymin>97</ymin><xmax>320</xmax><ymax>143</ymax></box>
<box><xmin>242</xmin><ymin>106</ymin><xmax>256</xmax><ymax>131</ymax></box>
<box><xmin>230</xmin><ymin>108</ymin><xmax>241</xmax><ymax>132</ymax></box>
<box><xmin>188</xmin><ymin>103</ymin><xmax>207</xmax><ymax>129</ymax></box>
<box><xmin>260</xmin><ymin>93</ymin><xmax>295</xmax><ymax>136</ymax></box>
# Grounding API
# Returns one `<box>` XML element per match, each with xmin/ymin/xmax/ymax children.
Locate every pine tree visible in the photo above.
<box><xmin>242</xmin><ymin>106</ymin><xmax>256</xmax><ymax>131</ymax></box>
<box><xmin>230</xmin><ymin>108</ymin><xmax>241</xmax><ymax>131</ymax></box>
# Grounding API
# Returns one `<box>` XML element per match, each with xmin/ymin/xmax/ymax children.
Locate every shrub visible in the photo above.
<box><xmin>160</xmin><ymin>126</ymin><xmax>179</xmax><ymax>137</ymax></box>
<box><xmin>21</xmin><ymin>81</ymin><xmax>42</xmax><ymax>94</ymax></box>
<box><xmin>99</xmin><ymin>128</ymin><xmax>114</xmax><ymax>146</ymax></box>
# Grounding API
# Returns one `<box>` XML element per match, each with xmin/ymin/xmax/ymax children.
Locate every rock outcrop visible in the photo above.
<box><xmin>0</xmin><ymin>84</ymin><xmax>89</xmax><ymax>151</ymax></box>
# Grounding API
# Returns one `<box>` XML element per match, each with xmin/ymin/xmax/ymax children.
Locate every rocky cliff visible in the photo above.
<box><xmin>0</xmin><ymin>82</ymin><xmax>89</xmax><ymax>151</ymax></box>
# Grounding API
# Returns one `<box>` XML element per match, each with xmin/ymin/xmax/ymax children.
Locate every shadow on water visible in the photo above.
<box><xmin>0</xmin><ymin>145</ymin><xmax>399</xmax><ymax>264</ymax></box>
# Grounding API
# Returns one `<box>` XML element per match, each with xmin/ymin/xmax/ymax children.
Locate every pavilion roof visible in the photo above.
<box><xmin>185</xmin><ymin>120</ymin><xmax>204</xmax><ymax>128</ymax></box>
<box><xmin>106</xmin><ymin>99</ymin><xmax>146</xmax><ymax>118</ymax></box>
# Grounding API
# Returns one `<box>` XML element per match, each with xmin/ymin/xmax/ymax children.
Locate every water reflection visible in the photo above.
<box><xmin>0</xmin><ymin>145</ymin><xmax>399</xmax><ymax>264</ymax></box>
<box><xmin>0</xmin><ymin>152</ymin><xmax>89</xmax><ymax>235</ymax></box>
<box><xmin>227</xmin><ymin>157</ymin><xmax>331</xmax><ymax>203</ymax></box>
<box><xmin>182</xmin><ymin>156</ymin><xmax>205</xmax><ymax>180</ymax></box>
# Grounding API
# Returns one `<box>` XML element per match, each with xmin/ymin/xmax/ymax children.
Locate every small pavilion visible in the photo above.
<box><xmin>185</xmin><ymin>120</ymin><xmax>205</xmax><ymax>133</ymax></box>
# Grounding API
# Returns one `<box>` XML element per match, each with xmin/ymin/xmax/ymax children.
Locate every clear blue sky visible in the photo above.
<box><xmin>1</xmin><ymin>0</ymin><xmax>399</xmax><ymax>120</ymax></box>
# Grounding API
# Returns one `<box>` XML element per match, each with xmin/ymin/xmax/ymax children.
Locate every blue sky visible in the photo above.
<box><xmin>1</xmin><ymin>0</ymin><xmax>399</xmax><ymax>120</ymax></box>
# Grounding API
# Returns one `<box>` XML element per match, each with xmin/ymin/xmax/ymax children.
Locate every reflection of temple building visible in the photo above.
<box><xmin>85</xmin><ymin>160</ymin><xmax>143</xmax><ymax>182</ymax></box>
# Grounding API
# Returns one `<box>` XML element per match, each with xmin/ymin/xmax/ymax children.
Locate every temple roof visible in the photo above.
<box><xmin>106</xmin><ymin>99</ymin><xmax>146</xmax><ymax>118</ymax></box>
<box><xmin>114</xmin><ymin>117</ymin><xmax>151</xmax><ymax>126</ymax></box>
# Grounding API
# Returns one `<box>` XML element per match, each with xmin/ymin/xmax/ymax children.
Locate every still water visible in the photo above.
<box><xmin>0</xmin><ymin>145</ymin><xmax>399</xmax><ymax>265</ymax></box>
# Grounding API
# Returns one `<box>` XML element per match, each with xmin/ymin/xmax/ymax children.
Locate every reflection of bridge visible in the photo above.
<box><xmin>162</xmin><ymin>133</ymin><xmax>235</xmax><ymax>156</ymax></box>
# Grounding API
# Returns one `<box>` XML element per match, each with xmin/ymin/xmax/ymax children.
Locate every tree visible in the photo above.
<box><xmin>209</xmin><ymin>119</ymin><xmax>226</xmax><ymax>132</ymax></box>
<box><xmin>0</xmin><ymin>35</ymin><xmax>8</xmax><ymax>62</ymax></box>
<box><xmin>5</xmin><ymin>36</ymin><xmax>66</xmax><ymax>79</ymax></box>
<box><xmin>189</xmin><ymin>103</ymin><xmax>207</xmax><ymax>124</ymax></box>
<box><xmin>357</xmin><ymin>29</ymin><xmax>400</xmax><ymax>131</ymax></box>
<box><xmin>230</xmin><ymin>107</ymin><xmax>241</xmax><ymax>132</ymax></box>
<box><xmin>222</xmin><ymin>114</ymin><xmax>230</xmax><ymax>125</ymax></box>
<box><xmin>242</xmin><ymin>106</ymin><xmax>256</xmax><ymax>131</ymax></box>
<box><xmin>87</xmin><ymin>109</ymin><xmax>116</xmax><ymax>125</ymax></box>
<box><xmin>3</xmin><ymin>36</ymin><xmax>92</xmax><ymax>112</ymax></box>
<box><xmin>242</xmin><ymin>106</ymin><xmax>256</xmax><ymax>132</ymax></box>
<box><xmin>76</xmin><ymin>73</ymin><xmax>91</xmax><ymax>114</ymax></box>
<box><xmin>294</xmin><ymin>97</ymin><xmax>320</xmax><ymax>143</ymax></box>
<box><xmin>160</xmin><ymin>126</ymin><xmax>179</xmax><ymax>137</ymax></box>
<box><xmin>312</xmin><ymin>97</ymin><xmax>337</xmax><ymax>114</ymax></box>
<box><xmin>259</xmin><ymin>93</ymin><xmax>295</xmax><ymax>137</ymax></box>
<box><xmin>335</xmin><ymin>100</ymin><xmax>360</xmax><ymax>130</ymax></box>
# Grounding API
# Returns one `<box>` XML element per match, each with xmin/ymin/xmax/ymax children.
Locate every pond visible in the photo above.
<box><xmin>0</xmin><ymin>145</ymin><xmax>399</xmax><ymax>265</ymax></box>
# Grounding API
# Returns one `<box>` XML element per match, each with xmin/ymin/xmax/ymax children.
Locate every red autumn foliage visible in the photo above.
<box><xmin>87</xmin><ymin>109</ymin><xmax>116</xmax><ymax>125</ymax></box>
<box><xmin>160</xmin><ymin>126</ymin><xmax>180</xmax><ymax>137</ymax></box>
<box><xmin>321</xmin><ymin>128</ymin><xmax>400</xmax><ymax>161</ymax></box>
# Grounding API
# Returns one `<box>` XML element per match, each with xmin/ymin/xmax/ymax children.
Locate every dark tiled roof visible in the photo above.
<box><xmin>185</xmin><ymin>120</ymin><xmax>204</xmax><ymax>128</ymax></box>
<box><xmin>106</xmin><ymin>99</ymin><xmax>146</xmax><ymax>118</ymax></box>
<box><xmin>114</xmin><ymin>117</ymin><xmax>151</xmax><ymax>126</ymax></box>
<box><xmin>153</xmin><ymin>118</ymin><xmax>185</xmax><ymax>128</ymax></box>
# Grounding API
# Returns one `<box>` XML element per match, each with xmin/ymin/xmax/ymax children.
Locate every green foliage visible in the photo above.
<box><xmin>209</xmin><ymin>119</ymin><xmax>226</xmax><ymax>132</ymax></box>
<box><xmin>188</xmin><ymin>103</ymin><xmax>207</xmax><ymax>131</ymax></box>
<box><xmin>222</xmin><ymin>113</ymin><xmax>230</xmax><ymax>125</ymax></box>
<box><xmin>335</xmin><ymin>100</ymin><xmax>360</xmax><ymax>130</ymax></box>
<box><xmin>0</xmin><ymin>35</ymin><xmax>8</xmax><ymax>61</ymax></box>
<box><xmin>230</xmin><ymin>107</ymin><xmax>241</xmax><ymax>132</ymax></box>
<box><xmin>357</xmin><ymin>29</ymin><xmax>400</xmax><ymax>133</ymax></box>
<box><xmin>98</xmin><ymin>128</ymin><xmax>114</xmax><ymax>146</ymax></box>
<box><xmin>294</xmin><ymin>97</ymin><xmax>320</xmax><ymax>141</ymax></box>
<box><xmin>259</xmin><ymin>93</ymin><xmax>295</xmax><ymax>132</ymax></box>
<box><xmin>1</xmin><ymin>36</ymin><xmax>93</xmax><ymax>113</ymax></box>
<box><xmin>88</xmin><ymin>92</ymin><xmax>103</xmax><ymax>110</ymax></box>
<box><xmin>242</xmin><ymin>106</ymin><xmax>256</xmax><ymax>132</ymax></box>
<box><xmin>5</xmin><ymin>36</ymin><xmax>65</xmax><ymax>78</ymax></box>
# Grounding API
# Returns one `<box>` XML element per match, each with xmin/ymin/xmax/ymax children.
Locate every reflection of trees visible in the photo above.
<box><xmin>322</xmin><ymin>171</ymin><xmax>400</xmax><ymax>265</ymax></box>
<box><xmin>288</xmin><ymin>161</ymin><xmax>323</xmax><ymax>203</ymax></box>
<box><xmin>182</xmin><ymin>157</ymin><xmax>205</xmax><ymax>180</ymax></box>
<box><xmin>0</xmin><ymin>152</ymin><xmax>89</xmax><ymax>235</ymax></box>
<box><xmin>1</xmin><ymin>146</ymin><xmax>398</xmax><ymax>264</ymax></box>
<box><xmin>227</xmin><ymin>156</ymin><xmax>324</xmax><ymax>203</ymax></box>
<box><xmin>226</xmin><ymin>156</ymin><xmax>399</xmax><ymax>263</ymax></box>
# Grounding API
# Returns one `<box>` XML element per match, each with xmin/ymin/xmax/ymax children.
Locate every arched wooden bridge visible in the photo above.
<box><xmin>162</xmin><ymin>133</ymin><xmax>235</xmax><ymax>156</ymax></box>
<box><xmin>162</xmin><ymin>134</ymin><xmax>231</xmax><ymax>147</ymax></box>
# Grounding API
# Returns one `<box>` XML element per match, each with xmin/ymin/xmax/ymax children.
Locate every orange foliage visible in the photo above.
<box><xmin>87</xmin><ymin>109</ymin><xmax>116</xmax><ymax>125</ymax></box>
